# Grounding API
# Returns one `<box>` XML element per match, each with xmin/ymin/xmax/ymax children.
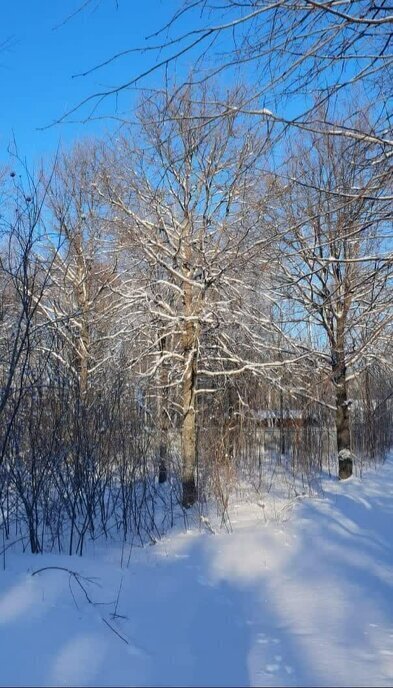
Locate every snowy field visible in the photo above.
<box><xmin>1</xmin><ymin>457</ymin><xmax>393</xmax><ymax>687</ymax></box>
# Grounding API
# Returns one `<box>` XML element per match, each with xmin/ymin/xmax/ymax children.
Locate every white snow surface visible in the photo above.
<box><xmin>1</xmin><ymin>457</ymin><xmax>393</xmax><ymax>687</ymax></box>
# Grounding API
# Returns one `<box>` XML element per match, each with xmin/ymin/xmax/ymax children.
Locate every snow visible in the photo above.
<box><xmin>339</xmin><ymin>448</ymin><xmax>354</xmax><ymax>460</ymax></box>
<box><xmin>1</xmin><ymin>457</ymin><xmax>393</xmax><ymax>686</ymax></box>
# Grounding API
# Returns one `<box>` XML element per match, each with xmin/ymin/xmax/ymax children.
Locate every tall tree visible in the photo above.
<box><xmin>98</xmin><ymin>86</ymin><xmax>282</xmax><ymax>506</ymax></box>
<box><xmin>271</xmin><ymin>119</ymin><xmax>393</xmax><ymax>477</ymax></box>
<box><xmin>43</xmin><ymin>142</ymin><xmax>119</xmax><ymax>399</ymax></box>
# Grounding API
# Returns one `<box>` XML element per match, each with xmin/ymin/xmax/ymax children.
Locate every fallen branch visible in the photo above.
<box><xmin>32</xmin><ymin>566</ymin><xmax>128</xmax><ymax>645</ymax></box>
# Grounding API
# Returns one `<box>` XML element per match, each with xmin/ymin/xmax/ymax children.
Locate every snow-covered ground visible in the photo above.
<box><xmin>1</xmin><ymin>457</ymin><xmax>393</xmax><ymax>687</ymax></box>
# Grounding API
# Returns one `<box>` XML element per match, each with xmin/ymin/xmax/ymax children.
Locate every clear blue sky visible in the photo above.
<box><xmin>0</xmin><ymin>1</ymin><xmax>198</xmax><ymax>167</ymax></box>
<box><xmin>1</xmin><ymin>1</ymin><xmax>343</xmax><ymax>172</ymax></box>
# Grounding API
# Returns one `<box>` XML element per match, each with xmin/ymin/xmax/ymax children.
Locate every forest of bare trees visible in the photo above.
<box><xmin>0</xmin><ymin>1</ymin><xmax>392</xmax><ymax>555</ymax></box>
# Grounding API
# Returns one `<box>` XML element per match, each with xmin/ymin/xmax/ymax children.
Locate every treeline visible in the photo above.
<box><xmin>0</xmin><ymin>86</ymin><xmax>392</xmax><ymax>553</ymax></box>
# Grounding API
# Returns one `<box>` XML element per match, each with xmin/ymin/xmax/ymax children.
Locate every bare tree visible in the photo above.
<box><xmin>0</xmin><ymin>169</ymin><xmax>56</xmax><ymax>469</ymax></box>
<box><xmin>42</xmin><ymin>142</ymin><xmax>119</xmax><ymax>399</ymax></box>
<box><xmin>60</xmin><ymin>1</ymin><xmax>392</xmax><ymax>157</ymax></box>
<box><xmin>270</xmin><ymin>118</ymin><xmax>393</xmax><ymax>477</ymax></box>
<box><xmin>97</xmin><ymin>85</ymin><xmax>290</xmax><ymax>506</ymax></box>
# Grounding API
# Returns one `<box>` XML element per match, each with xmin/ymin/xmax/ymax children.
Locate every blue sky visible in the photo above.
<box><xmin>0</xmin><ymin>1</ymin><xmax>363</xmax><ymax>173</ymax></box>
<box><xmin>0</xmin><ymin>1</ymin><xmax>197</xmax><ymax>167</ymax></box>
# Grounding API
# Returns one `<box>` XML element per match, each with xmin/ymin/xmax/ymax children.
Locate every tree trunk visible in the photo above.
<box><xmin>74</xmin><ymin>230</ymin><xmax>90</xmax><ymax>399</ymax></box>
<box><xmin>364</xmin><ymin>366</ymin><xmax>376</xmax><ymax>460</ymax></box>
<box><xmin>333</xmin><ymin>342</ymin><xmax>353</xmax><ymax>479</ymax></box>
<box><xmin>157</xmin><ymin>385</ymin><xmax>168</xmax><ymax>484</ymax></box>
<box><xmin>224</xmin><ymin>381</ymin><xmax>237</xmax><ymax>462</ymax></box>
<box><xmin>77</xmin><ymin>319</ymin><xmax>89</xmax><ymax>398</ymax></box>
<box><xmin>158</xmin><ymin>436</ymin><xmax>168</xmax><ymax>484</ymax></box>
<box><xmin>181</xmin><ymin>272</ymin><xmax>198</xmax><ymax>507</ymax></box>
<box><xmin>279</xmin><ymin>389</ymin><xmax>285</xmax><ymax>459</ymax></box>
<box><xmin>181</xmin><ymin>345</ymin><xmax>198</xmax><ymax>507</ymax></box>
<box><xmin>158</xmin><ymin>337</ymin><xmax>168</xmax><ymax>484</ymax></box>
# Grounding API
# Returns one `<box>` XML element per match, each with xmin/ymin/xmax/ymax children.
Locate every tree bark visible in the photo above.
<box><xmin>158</xmin><ymin>336</ymin><xmax>168</xmax><ymax>484</ymax></box>
<box><xmin>158</xmin><ymin>395</ymin><xmax>168</xmax><ymax>484</ymax></box>
<box><xmin>181</xmin><ymin>331</ymin><xmax>198</xmax><ymax>507</ymax></box>
<box><xmin>158</xmin><ymin>449</ymin><xmax>168</xmax><ymax>484</ymax></box>
<box><xmin>181</xmin><ymin>278</ymin><xmax>198</xmax><ymax>508</ymax></box>
<box><xmin>74</xmin><ymin>230</ymin><xmax>90</xmax><ymax>399</ymax></box>
<box><xmin>181</xmin><ymin>370</ymin><xmax>197</xmax><ymax>507</ymax></box>
<box><xmin>333</xmin><ymin>331</ymin><xmax>353</xmax><ymax>479</ymax></box>
<box><xmin>224</xmin><ymin>381</ymin><xmax>237</xmax><ymax>462</ymax></box>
